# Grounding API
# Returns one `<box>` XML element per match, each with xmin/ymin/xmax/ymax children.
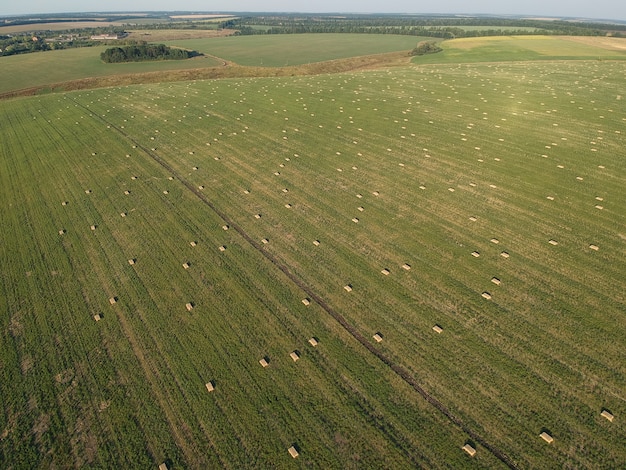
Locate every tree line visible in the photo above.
<box><xmin>100</xmin><ymin>43</ymin><xmax>200</xmax><ymax>63</ymax></box>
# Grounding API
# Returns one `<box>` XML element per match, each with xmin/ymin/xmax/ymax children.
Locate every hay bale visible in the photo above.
<box><xmin>402</xmin><ymin>264</ymin><xmax>411</xmax><ymax>271</ymax></box>
<box><xmin>254</xmin><ymin>214</ymin><xmax>261</xmax><ymax>219</ymax></box>
<box><xmin>308</xmin><ymin>337</ymin><xmax>318</xmax><ymax>347</ymax></box>
<box><xmin>163</xmin><ymin>190</ymin><xmax>169</xmax><ymax>195</ymax></box>
<box><xmin>159</xmin><ymin>463</ymin><xmax>169</xmax><ymax>470</ymax></box>
<box><xmin>219</xmin><ymin>245</ymin><xmax>226</xmax><ymax>252</ymax></box>
<box><xmin>432</xmin><ymin>325</ymin><xmax>443</xmax><ymax>334</ymax></box>
<box><xmin>290</xmin><ymin>351</ymin><xmax>300</xmax><ymax>362</ymax></box>
<box><xmin>261</xmin><ymin>238</ymin><xmax>269</xmax><ymax>244</ymax></box>
<box><xmin>182</xmin><ymin>262</ymin><xmax>190</xmax><ymax>269</ymax></box>
<box><xmin>313</xmin><ymin>240</ymin><xmax>320</xmax><ymax>246</ymax></box>
<box><xmin>190</xmin><ymin>241</ymin><xmax>197</xmax><ymax>247</ymax></box>
<box><xmin>471</xmin><ymin>251</ymin><xmax>480</xmax><ymax>258</ymax></box>
<box><xmin>91</xmin><ymin>225</ymin><xmax>97</xmax><ymax>231</ymax></box>
<box><xmin>540</xmin><ymin>432</ymin><xmax>554</xmax><ymax>444</ymax></box>
<box><xmin>501</xmin><ymin>252</ymin><xmax>510</xmax><ymax>258</ymax></box>
<box><xmin>61</xmin><ymin>201</ymin><xmax>68</xmax><ymax>206</ymax></box>
<box><xmin>285</xmin><ymin>204</ymin><xmax>292</xmax><ymax>209</ymax></box>
<box><xmin>120</xmin><ymin>212</ymin><xmax>126</xmax><ymax>218</ymax></box>
<box><xmin>302</xmin><ymin>298</ymin><xmax>310</xmax><ymax>306</ymax></box>
<box><xmin>358</xmin><ymin>207</ymin><xmax>364</xmax><ymax>212</ymax></box>
<box><xmin>59</xmin><ymin>229</ymin><xmax>66</xmax><ymax>235</ymax></box>
<box><xmin>352</xmin><ymin>218</ymin><xmax>359</xmax><ymax>223</ymax></box>
<box><xmin>198</xmin><ymin>185</ymin><xmax>204</xmax><ymax>190</ymax></box>
<box><xmin>462</xmin><ymin>443</ymin><xmax>476</xmax><ymax>457</ymax></box>
<box><xmin>94</xmin><ymin>314</ymin><xmax>102</xmax><ymax>322</ymax></box>
<box><xmin>601</xmin><ymin>410</ymin><xmax>614</xmax><ymax>422</ymax></box>
<box><xmin>595</xmin><ymin>205</ymin><xmax>604</xmax><ymax>210</ymax></box>
<box><xmin>491</xmin><ymin>277</ymin><xmax>501</xmax><ymax>286</ymax></box>
<box><xmin>373</xmin><ymin>333</ymin><xmax>383</xmax><ymax>343</ymax></box>
<box><xmin>548</xmin><ymin>239</ymin><xmax>558</xmax><ymax>246</ymax></box>
<box><xmin>381</xmin><ymin>268</ymin><xmax>390</xmax><ymax>276</ymax></box>
<box><xmin>85</xmin><ymin>190</ymin><xmax>92</xmax><ymax>194</ymax></box>
<box><xmin>589</xmin><ymin>244</ymin><xmax>599</xmax><ymax>251</ymax></box>
<box><xmin>469</xmin><ymin>216</ymin><xmax>477</xmax><ymax>221</ymax></box>
<box><xmin>186</xmin><ymin>302</ymin><xmax>193</xmax><ymax>311</ymax></box>
<box><xmin>124</xmin><ymin>190</ymin><xmax>130</xmax><ymax>195</ymax></box>
<box><xmin>490</xmin><ymin>238</ymin><xmax>499</xmax><ymax>244</ymax></box>
<box><xmin>288</xmin><ymin>446</ymin><xmax>299</xmax><ymax>458</ymax></box>
<box><xmin>222</xmin><ymin>225</ymin><xmax>229</xmax><ymax>231</ymax></box>
<box><xmin>344</xmin><ymin>285</ymin><xmax>352</xmax><ymax>292</ymax></box>
<box><xmin>205</xmin><ymin>381</ymin><xmax>214</xmax><ymax>392</ymax></box>
<box><xmin>259</xmin><ymin>357</ymin><xmax>269</xmax><ymax>368</ymax></box>
<box><xmin>373</xmin><ymin>191</ymin><xmax>379</xmax><ymax>196</ymax></box>
<box><xmin>481</xmin><ymin>292</ymin><xmax>492</xmax><ymax>300</ymax></box>
<box><xmin>546</xmin><ymin>196</ymin><xmax>554</xmax><ymax>200</ymax></box>
<box><xmin>128</xmin><ymin>259</ymin><xmax>135</xmax><ymax>265</ymax></box>
<box><xmin>109</xmin><ymin>297</ymin><xmax>117</xmax><ymax>305</ymax></box>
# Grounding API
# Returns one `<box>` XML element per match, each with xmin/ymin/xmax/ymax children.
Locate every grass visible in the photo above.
<box><xmin>165</xmin><ymin>33</ymin><xmax>428</xmax><ymax>66</ymax></box>
<box><xmin>412</xmin><ymin>35</ymin><xmax>626</xmax><ymax>63</ymax></box>
<box><xmin>1</xmin><ymin>36</ymin><xmax>626</xmax><ymax>468</ymax></box>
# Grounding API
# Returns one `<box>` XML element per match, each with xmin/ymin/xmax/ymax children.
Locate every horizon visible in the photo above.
<box><xmin>2</xmin><ymin>1</ymin><xmax>626</xmax><ymax>22</ymax></box>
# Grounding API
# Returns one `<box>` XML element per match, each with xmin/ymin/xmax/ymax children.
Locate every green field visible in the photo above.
<box><xmin>1</xmin><ymin>36</ymin><xmax>626</xmax><ymax>469</ymax></box>
<box><xmin>166</xmin><ymin>33</ymin><xmax>426</xmax><ymax>66</ymax></box>
<box><xmin>413</xmin><ymin>35</ymin><xmax>626</xmax><ymax>63</ymax></box>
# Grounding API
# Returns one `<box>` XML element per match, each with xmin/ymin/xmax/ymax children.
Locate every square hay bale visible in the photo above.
<box><xmin>85</xmin><ymin>189</ymin><xmax>92</xmax><ymax>194</ymax></box>
<box><xmin>601</xmin><ymin>410</ymin><xmax>614</xmax><ymax>422</ymax></box>
<box><xmin>540</xmin><ymin>432</ymin><xmax>554</xmax><ymax>444</ymax></box>
<box><xmin>313</xmin><ymin>240</ymin><xmax>320</xmax><ymax>246</ymax></box>
<box><xmin>491</xmin><ymin>277</ymin><xmax>501</xmax><ymax>286</ymax></box>
<box><xmin>308</xmin><ymin>337</ymin><xmax>318</xmax><ymax>347</ymax></box>
<box><xmin>373</xmin><ymin>333</ymin><xmax>383</xmax><ymax>343</ymax></box>
<box><xmin>462</xmin><ymin>444</ymin><xmax>476</xmax><ymax>457</ymax></box>
<box><xmin>471</xmin><ymin>251</ymin><xmax>480</xmax><ymax>258</ymax></box>
<box><xmin>481</xmin><ymin>292</ymin><xmax>492</xmax><ymax>300</ymax></box>
<box><xmin>205</xmin><ymin>381</ymin><xmax>214</xmax><ymax>392</ymax></box>
<box><xmin>109</xmin><ymin>297</ymin><xmax>117</xmax><ymax>305</ymax></box>
<box><xmin>182</xmin><ymin>262</ymin><xmax>190</xmax><ymax>269</ymax></box>
<box><xmin>373</xmin><ymin>191</ymin><xmax>379</xmax><ymax>196</ymax></box>
<box><xmin>490</xmin><ymin>238</ymin><xmax>499</xmax><ymax>244</ymax></box>
<box><xmin>548</xmin><ymin>239</ymin><xmax>558</xmax><ymax>246</ymax></box>
<box><xmin>131</xmin><ymin>176</ymin><xmax>137</xmax><ymax>180</ymax></box>
<box><xmin>285</xmin><ymin>204</ymin><xmax>292</xmax><ymax>209</ymax></box>
<box><xmin>124</xmin><ymin>190</ymin><xmax>130</xmax><ymax>195</ymax></box>
<box><xmin>186</xmin><ymin>302</ymin><xmax>193</xmax><ymax>311</ymax></box>
<box><xmin>448</xmin><ymin>188</ymin><xmax>455</xmax><ymax>192</ymax></box>
<box><xmin>469</xmin><ymin>216</ymin><xmax>477</xmax><ymax>221</ymax></box>
<box><xmin>198</xmin><ymin>185</ymin><xmax>204</xmax><ymax>190</ymax></box>
<box><xmin>163</xmin><ymin>190</ymin><xmax>169</xmax><ymax>195</ymax></box>
<box><xmin>432</xmin><ymin>325</ymin><xmax>443</xmax><ymax>334</ymax></box>
<box><xmin>243</xmin><ymin>190</ymin><xmax>250</xmax><ymax>194</ymax></box>
<box><xmin>282</xmin><ymin>188</ymin><xmax>289</xmax><ymax>193</ymax></box>
<box><xmin>259</xmin><ymin>357</ymin><xmax>269</xmax><ymax>368</ymax></box>
<box><xmin>352</xmin><ymin>218</ymin><xmax>359</xmax><ymax>223</ymax></box>
<box><xmin>59</xmin><ymin>229</ymin><xmax>66</xmax><ymax>235</ymax></box>
<box><xmin>128</xmin><ymin>259</ymin><xmax>135</xmax><ymax>265</ymax></box>
<box><xmin>261</xmin><ymin>238</ymin><xmax>269</xmax><ymax>244</ymax></box>
<box><xmin>254</xmin><ymin>214</ymin><xmax>261</xmax><ymax>219</ymax></box>
<box><xmin>546</xmin><ymin>196</ymin><xmax>554</xmax><ymax>200</ymax></box>
<box><xmin>91</xmin><ymin>225</ymin><xmax>97</xmax><ymax>231</ymax></box>
<box><xmin>219</xmin><ymin>245</ymin><xmax>226</xmax><ymax>252</ymax></box>
<box><xmin>94</xmin><ymin>314</ymin><xmax>102</xmax><ymax>322</ymax></box>
<box><xmin>222</xmin><ymin>225</ymin><xmax>229</xmax><ymax>231</ymax></box>
<box><xmin>290</xmin><ymin>351</ymin><xmax>300</xmax><ymax>362</ymax></box>
<box><xmin>589</xmin><ymin>244</ymin><xmax>599</xmax><ymax>251</ymax></box>
<box><xmin>381</xmin><ymin>268</ymin><xmax>390</xmax><ymax>276</ymax></box>
<box><xmin>190</xmin><ymin>241</ymin><xmax>197</xmax><ymax>247</ymax></box>
<box><xmin>344</xmin><ymin>285</ymin><xmax>352</xmax><ymax>292</ymax></box>
<box><xmin>500</xmin><ymin>252</ymin><xmax>510</xmax><ymax>259</ymax></box>
<box><xmin>288</xmin><ymin>446</ymin><xmax>299</xmax><ymax>458</ymax></box>
<box><xmin>120</xmin><ymin>212</ymin><xmax>126</xmax><ymax>218</ymax></box>
<box><xmin>159</xmin><ymin>463</ymin><xmax>169</xmax><ymax>470</ymax></box>
<box><xmin>595</xmin><ymin>205</ymin><xmax>604</xmax><ymax>210</ymax></box>
<box><xmin>61</xmin><ymin>201</ymin><xmax>68</xmax><ymax>206</ymax></box>
<box><xmin>356</xmin><ymin>194</ymin><xmax>363</xmax><ymax>198</ymax></box>
<box><xmin>358</xmin><ymin>206</ymin><xmax>364</xmax><ymax>212</ymax></box>
<box><xmin>302</xmin><ymin>298</ymin><xmax>310</xmax><ymax>306</ymax></box>
<box><xmin>402</xmin><ymin>264</ymin><xmax>411</xmax><ymax>271</ymax></box>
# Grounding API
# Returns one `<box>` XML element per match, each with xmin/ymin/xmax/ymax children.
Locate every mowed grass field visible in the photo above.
<box><xmin>1</xmin><ymin>45</ymin><xmax>626</xmax><ymax>468</ymax></box>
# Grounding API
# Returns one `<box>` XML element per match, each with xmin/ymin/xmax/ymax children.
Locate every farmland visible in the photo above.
<box><xmin>1</xmin><ymin>36</ymin><xmax>626</xmax><ymax>469</ymax></box>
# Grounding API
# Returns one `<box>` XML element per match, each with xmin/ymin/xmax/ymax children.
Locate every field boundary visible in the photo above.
<box><xmin>69</xmin><ymin>97</ymin><xmax>519</xmax><ymax>470</ymax></box>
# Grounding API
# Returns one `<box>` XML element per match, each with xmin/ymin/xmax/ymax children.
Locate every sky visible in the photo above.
<box><xmin>2</xmin><ymin>0</ymin><xmax>626</xmax><ymax>22</ymax></box>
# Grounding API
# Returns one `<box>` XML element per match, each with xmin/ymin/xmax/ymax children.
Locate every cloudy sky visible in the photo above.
<box><xmin>3</xmin><ymin>0</ymin><xmax>625</xmax><ymax>21</ymax></box>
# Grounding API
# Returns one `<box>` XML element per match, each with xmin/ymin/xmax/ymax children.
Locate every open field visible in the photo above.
<box><xmin>125</xmin><ymin>28</ymin><xmax>230</xmax><ymax>42</ymax></box>
<box><xmin>166</xmin><ymin>34</ymin><xmax>427</xmax><ymax>67</ymax></box>
<box><xmin>413</xmin><ymin>35</ymin><xmax>626</xmax><ymax>63</ymax></box>
<box><xmin>0</xmin><ymin>34</ymin><xmax>422</xmax><ymax>95</ymax></box>
<box><xmin>1</xmin><ymin>38</ymin><xmax>626</xmax><ymax>468</ymax></box>
<box><xmin>0</xmin><ymin>21</ymin><xmax>124</xmax><ymax>34</ymax></box>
